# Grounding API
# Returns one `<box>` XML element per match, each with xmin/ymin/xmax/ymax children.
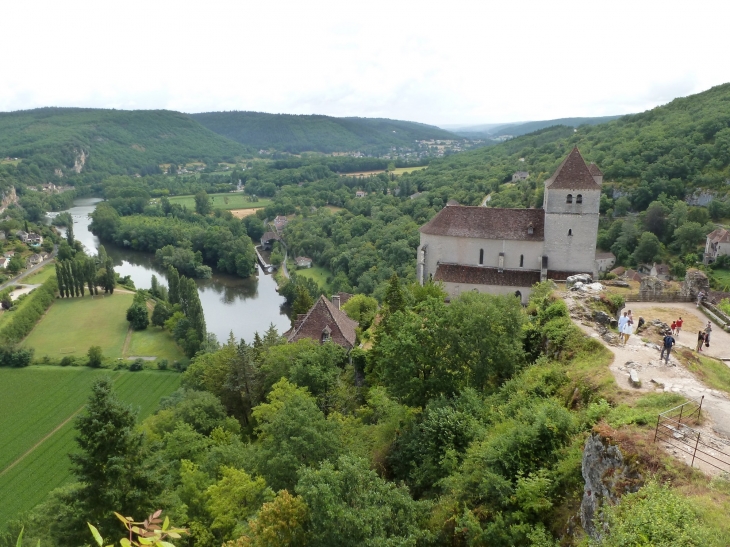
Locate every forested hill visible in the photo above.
<box><xmin>405</xmin><ymin>82</ymin><xmax>730</xmax><ymax>210</ymax></box>
<box><xmin>0</xmin><ymin>108</ymin><xmax>247</xmax><ymax>179</ymax></box>
<box><xmin>453</xmin><ymin>115</ymin><xmax>625</xmax><ymax>139</ymax></box>
<box><xmin>190</xmin><ymin>111</ymin><xmax>459</xmax><ymax>153</ymax></box>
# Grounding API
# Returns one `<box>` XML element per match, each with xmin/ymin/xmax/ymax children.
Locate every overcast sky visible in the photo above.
<box><xmin>1</xmin><ymin>0</ymin><xmax>728</xmax><ymax>127</ymax></box>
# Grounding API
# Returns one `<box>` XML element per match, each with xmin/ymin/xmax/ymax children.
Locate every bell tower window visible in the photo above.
<box><xmin>568</xmin><ymin>229</ymin><xmax>573</xmax><ymax>236</ymax></box>
<box><xmin>576</xmin><ymin>194</ymin><xmax>583</xmax><ymax>204</ymax></box>
<box><xmin>566</xmin><ymin>194</ymin><xmax>573</xmax><ymax>203</ymax></box>
<box><xmin>520</xmin><ymin>254</ymin><xmax>524</xmax><ymax>267</ymax></box>
<box><xmin>479</xmin><ymin>249</ymin><xmax>484</xmax><ymax>265</ymax></box>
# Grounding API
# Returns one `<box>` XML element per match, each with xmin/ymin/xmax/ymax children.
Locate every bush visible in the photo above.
<box><xmin>126</xmin><ymin>303</ymin><xmax>149</xmax><ymax>330</ymax></box>
<box><xmin>87</xmin><ymin>346</ymin><xmax>103</xmax><ymax>368</ymax></box>
<box><xmin>0</xmin><ymin>346</ymin><xmax>34</xmax><ymax>367</ymax></box>
<box><xmin>129</xmin><ymin>358</ymin><xmax>145</xmax><ymax>371</ymax></box>
<box><xmin>157</xmin><ymin>359</ymin><xmax>169</xmax><ymax>370</ymax></box>
<box><xmin>0</xmin><ymin>276</ymin><xmax>58</xmax><ymax>345</ymax></box>
<box><xmin>60</xmin><ymin>356</ymin><xmax>75</xmax><ymax>367</ymax></box>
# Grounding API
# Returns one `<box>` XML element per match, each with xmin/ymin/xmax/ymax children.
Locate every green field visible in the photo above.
<box><xmin>712</xmin><ymin>268</ymin><xmax>730</xmax><ymax>291</ymax></box>
<box><xmin>128</xmin><ymin>325</ymin><xmax>185</xmax><ymax>362</ymax></box>
<box><xmin>22</xmin><ymin>293</ymin><xmax>133</xmax><ymax>358</ymax></box>
<box><xmin>391</xmin><ymin>166</ymin><xmax>427</xmax><ymax>175</ymax></box>
<box><xmin>167</xmin><ymin>192</ymin><xmax>272</xmax><ymax>211</ymax></box>
<box><xmin>294</xmin><ymin>265</ymin><xmax>332</xmax><ymax>292</ymax></box>
<box><xmin>0</xmin><ymin>366</ymin><xmax>181</xmax><ymax>526</ymax></box>
<box><xmin>21</xmin><ymin>264</ymin><xmax>56</xmax><ymax>285</ymax></box>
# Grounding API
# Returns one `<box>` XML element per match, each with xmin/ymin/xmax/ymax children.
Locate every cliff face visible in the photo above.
<box><xmin>580</xmin><ymin>432</ymin><xmax>644</xmax><ymax>539</ymax></box>
<box><xmin>0</xmin><ymin>186</ymin><xmax>17</xmax><ymax>214</ymax></box>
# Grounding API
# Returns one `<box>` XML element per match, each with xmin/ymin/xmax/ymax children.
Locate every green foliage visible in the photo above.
<box><xmin>0</xmin><ymin>276</ymin><xmax>57</xmax><ymax>346</ymax></box>
<box><xmin>87</xmin><ymin>346</ymin><xmax>103</xmax><ymax>368</ymax></box>
<box><xmin>340</xmin><ymin>294</ymin><xmax>378</xmax><ymax>329</ymax></box>
<box><xmin>155</xmin><ymin>246</ymin><xmax>212</xmax><ymax>279</ymax></box>
<box><xmin>291</xmin><ymin>284</ymin><xmax>314</xmax><ymax>318</ymax></box>
<box><xmin>595</xmin><ymin>480</ymin><xmax>712</xmax><ymax>547</ymax></box>
<box><xmin>127</xmin><ymin>301</ymin><xmax>150</xmax><ymax>331</ymax></box>
<box><xmin>207</xmin><ymin>467</ymin><xmax>274</xmax><ymax>539</ymax></box>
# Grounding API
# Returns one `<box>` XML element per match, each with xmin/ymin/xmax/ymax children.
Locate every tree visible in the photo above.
<box><xmin>384</xmin><ymin>273</ymin><xmax>405</xmax><ymax>315</ymax></box>
<box><xmin>673</xmin><ymin>221</ymin><xmax>707</xmax><ymax>254</ymax></box>
<box><xmin>87</xmin><ymin>346</ymin><xmax>103</xmax><ymax>368</ymax></box>
<box><xmin>150</xmin><ymin>275</ymin><xmax>159</xmax><ymax>298</ymax></box>
<box><xmin>168</xmin><ymin>265</ymin><xmax>180</xmax><ymax>305</ymax></box>
<box><xmin>104</xmin><ymin>257</ymin><xmax>116</xmax><ymax>294</ymax></box>
<box><xmin>127</xmin><ymin>293</ymin><xmax>150</xmax><ymax>330</ymax></box>
<box><xmin>7</xmin><ymin>256</ymin><xmax>23</xmax><ymax>274</ymax></box>
<box><xmin>233</xmin><ymin>490</ymin><xmax>308</xmax><ymax>547</ymax></box>
<box><xmin>632</xmin><ymin>231</ymin><xmax>662</xmax><ymax>264</ymax></box>
<box><xmin>54</xmin><ymin>378</ymin><xmax>156</xmax><ymax>545</ymax></box>
<box><xmin>614</xmin><ymin>196</ymin><xmax>631</xmax><ymax>216</ymax></box>
<box><xmin>66</xmin><ymin>221</ymin><xmax>75</xmax><ymax>247</ymax></box>
<box><xmin>195</xmin><ymin>190</ymin><xmax>212</xmax><ymax>216</ymax></box>
<box><xmin>151</xmin><ymin>300</ymin><xmax>172</xmax><ymax>327</ymax></box>
<box><xmin>341</xmin><ymin>294</ymin><xmax>378</xmax><ymax>329</ymax></box>
<box><xmin>291</xmin><ymin>284</ymin><xmax>313</xmax><ymax>318</ymax></box>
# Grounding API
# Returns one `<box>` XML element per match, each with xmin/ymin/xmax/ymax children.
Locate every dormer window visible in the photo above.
<box><xmin>576</xmin><ymin>194</ymin><xmax>583</xmax><ymax>204</ymax></box>
<box><xmin>321</xmin><ymin>325</ymin><xmax>332</xmax><ymax>343</ymax></box>
<box><xmin>527</xmin><ymin>224</ymin><xmax>534</xmax><ymax>235</ymax></box>
<box><xmin>566</xmin><ymin>194</ymin><xmax>573</xmax><ymax>203</ymax></box>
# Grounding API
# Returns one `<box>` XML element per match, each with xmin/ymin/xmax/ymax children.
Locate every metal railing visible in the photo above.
<box><xmin>654</xmin><ymin>396</ymin><xmax>730</xmax><ymax>472</ymax></box>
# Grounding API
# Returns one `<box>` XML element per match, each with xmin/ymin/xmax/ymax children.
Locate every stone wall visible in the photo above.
<box><xmin>680</xmin><ymin>269</ymin><xmax>710</xmax><ymax>298</ymax></box>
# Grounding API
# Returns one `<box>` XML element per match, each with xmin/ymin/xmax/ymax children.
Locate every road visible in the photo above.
<box><xmin>0</xmin><ymin>246</ymin><xmax>57</xmax><ymax>291</ymax></box>
<box><xmin>281</xmin><ymin>244</ymin><xmax>290</xmax><ymax>279</ymax></box>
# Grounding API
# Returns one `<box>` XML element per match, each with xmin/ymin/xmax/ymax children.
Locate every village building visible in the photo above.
<box><xmin>273</xmin><ymin>216</ymin><xmax>288</xmax><ymax>233</ymax></box>
<box><xmin>512</xmin><ymin>171</ymin><xmax>529</xmax><ymax>182</ymax></box>
<box><xmin>417</xmin><ymin>148</ymin><xmax>601</xmax><ymax>303</ymax></box>
<box><xmin>15</xmin><ymin>230</ymin><xmax>28</xmax><ymax>242</ymax></box>
<box><xmin>0</xmin><ymin>257</ymin><xmax>7</xmax><ymax>269</ymax></box>
<box><xmin>260</xmin><ymin>232</ymin><xmax>280</xmax><ymax>251</ymax></box>
<box><xmin>294</xmin><ymin>256</ymin><xmax>313</xmax><ymax>269</ymax></box>
<box><xmin>285</xmin><ymin>295</ymin><xmax>358</xmax><ymax>351</ymax></box>
<box><xmin>595</xmin><ymin>251</ymin><xmax>616</xmax><ymax>273</ymax></box>
<box><xmin>704</xmin><ymin>228</ymin><xmax>730</xmax><ymax>264</ymax></box>
<box><xmin>355</xmin><ymin>190</ymin><xmax>366</xmax><ymax>198</ymax></box>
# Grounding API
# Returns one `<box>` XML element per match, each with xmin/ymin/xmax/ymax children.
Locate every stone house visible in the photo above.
<box><xmin>295</xmin><ymin>256</ymin><xmax>313</xmax><ymax>269</ymax></box>
<box><xmin>417</xmin><ymin>148</ymin><xmax>602</xmax><ymax>304</ymax></box>
<box><xmin>704</xmin><ymin>228</ymin><xmax>730</xmax><ymax>264</ymax></box>
<box><xmin>273</xmin><ymin>216</ymin><xmax>288</xmax><ymax>233</ymax></box>
<box><xmin>260</xmin><ymin>232</ymin><xmax>280</xmax><ymax>251</ymax></box>
<box><xmin>355</xmin><ymin>191</ymin><xmax>366</xmax><ymax>198</ymax></box>
<box><xmin>285</xmin><ymin>295</ymin><xmax>358</xmax><ymax>351</ymax></box>
<box><xmin>595</xmin><ymin>251</ymin><xmax>616</xmax><ymax>272</ymax></box>
<box><xmin>512</xmin><ymin>171</ymin><xmax>529</xmax><ymax>182</ymax></box>
<box><xmin>0</xmin><ymin>257</ymin><xmax>7</xmax><ymax>269</ymax></box>
<box><xmin>15</xmin><ymin>230</ymin><xmax>28</xmax><ymax>242</ymax></box>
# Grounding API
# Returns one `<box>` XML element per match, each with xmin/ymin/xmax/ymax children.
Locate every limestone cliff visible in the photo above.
<box><xmin>0</xmin><ymin>186</ymin><xmax>18</xmax><ymax>214</ymax></box>
<box><xmin>580</xmin><ymin>431</ymin><xmax>644</xmax><ymax>540</ymax></box>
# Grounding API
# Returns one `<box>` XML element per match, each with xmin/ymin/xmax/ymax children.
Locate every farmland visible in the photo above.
<box><xmin>166</xmin><ymin>192</ymin><xmax>272</xmax><ymax>211</ymax></box>
<box><xmin>0</xmin><ymin>366</ymin><xmax>181</xmax><ymax>526</ymax></box>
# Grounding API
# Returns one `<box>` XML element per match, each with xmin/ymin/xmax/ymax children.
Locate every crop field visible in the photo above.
<box><xmin>0</xmin><ymin>366</ymin><xmax>181</xmax><ymax>526</ymax></box>
<box><xmin>21</xmin><ymin>264</ymin><xmax>56</xmax><ymax>285</ymax></box>
<box><xmin>21</xmin><ymin>293</ymin><xmax>133</xmax><ymax>358</ymax></box>
<box><xmin>167</xmin><ymin>192</ymin><xmax>272</xmax><ymax>211</ymax></box>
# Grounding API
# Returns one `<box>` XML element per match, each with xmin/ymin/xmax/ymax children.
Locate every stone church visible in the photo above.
<box><xmin>417</xmin><ymin>147</ymin><xmax>601</xmax><ymax>303</ymax></box>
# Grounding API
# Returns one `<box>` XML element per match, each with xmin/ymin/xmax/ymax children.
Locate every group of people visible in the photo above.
<box><xmin>618</xmin><ymin>310</ymin><xmax>636</xmax><ymax>345</ymax></box>
<box><xmin>696</xmin><ymin>321</ymin><xmax>713</xmax><ymax>353</ymax></box>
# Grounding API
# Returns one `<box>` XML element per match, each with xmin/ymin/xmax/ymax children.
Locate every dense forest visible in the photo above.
<box><xmin>5</xmin><ymin>282</ymin><xmax>720</xmax><ymax>546</ymax></box>
<box><xmin>191</xmin><ymin>111</ymin><xmax>459</xmax><ymax>154</ymax></box>
<box><xmin>451</xmin><ymin>115</ymin><xmax>624</xmax><ymax>139</ymax></box>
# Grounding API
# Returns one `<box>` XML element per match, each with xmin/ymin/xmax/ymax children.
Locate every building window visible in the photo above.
<box><xmin>576</xmin><ymin>194</ymin><xmax>583</xmax><ymax>204</ymax></box>
<box><xmin>479</xmin><ymin>249</ymin><xmax>484</xmax><ymax>265</ymax></box>
<box><xmin>321</xmin><ymin>326</ymin><xmax>332</xmax><ymax>343</ymax></box>
<box><xmin>498</xmin><ymin>252</ymin><xmax>504</xmax><ymax>272</ymax></box>
<box><xmin>527</xmin><ymin>224</ymin><xmax>534</xmax><ymax>235</ymax></box>
<box><xmin>520</xmin><ymin>254</ymin><xmax>524</xmax><ymax>267</ymax></box>
<box><xmin>566</xmin><ymin>194</ymin><xmax>573</xmax><ymax>203</ymax></box>
<box><xmin>568</xmin><ymin>229</ymin><xmax>573</xmax><ymax>236</ymax></box>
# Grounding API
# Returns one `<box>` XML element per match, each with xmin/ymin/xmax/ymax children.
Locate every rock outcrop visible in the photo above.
<box><xmin>567</xmin><ymin>273</ymin><xmax>593</xmax><ymax>288</ymax></box>
<box><xmin>580</xmin><ymin>432</ymin><xmax>643</xmax><ymax>540</ymax></box>
<box><xmin>0</xmin><ymin>186</ymin><xmax>17</xmax><ymax>214</ymax></box>
<box><xmin>681</xmin><ymin>269</ymin><xmax>710</xmax><ymax>298</ymax></box>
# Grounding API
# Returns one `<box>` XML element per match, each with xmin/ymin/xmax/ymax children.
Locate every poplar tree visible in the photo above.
<box><xmin>55</xmin><ymin>263</ymin><xmax>66</xmax><ymax>298</ymax></box>
<box><xmin>104</xmin><ymin>257</ymin><xmax>116</xmax><ymax>294</ymax></box>
<box><xmin>66</xmin><ymin>222</ymin><xmax>75</xmax><ymax>247</ymax></box>
<box><xmin>168</xmin><ymin>265</ymin><xmax>180</xmax><ymax>305</ymax></box>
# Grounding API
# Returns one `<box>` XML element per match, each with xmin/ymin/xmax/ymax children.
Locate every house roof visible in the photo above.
<box><xmin>261</xmin><ymin>231</ymin><xmax>280</xmax><ymax>242</ymax></box>
<box><xmin>336</xmin><ymin>292</ymin><xmax>354</xmax><ymax>305</ymax></box>
<box><xmin>595</xmin><ymin>251</ymin><xmax>615</xmax><ymax>260</ymax></box>
<box><xmin>420</xmin><ymin>206</ymin><xmax>545</xmax><ymax>241</ymax></box>
<box><xmin>653</xmin><ymin>263</ymin><xmax>671</xmax><ymax>275</ymax></box>
<box><xmin>286</xmin><ymin>295</ymin><xmax>358</xmax><ymax>350</ymax></box>
<box><xmin>611</xmin><ymin>266</ymin><xmax>626</xmax><ymax>276</ymax></box>
<box><xmin>625</xmin><ymin>269</ymin><xmax>645</xmax><ymax>282</ymax></box>
<box><xmin>708</xmin><ymin>228</ymin><xmax>730</xmax><ymax>244</ymax></box>
<box><xmin>587</xmin><ymin>163</ymin><xmax>603</xmax><ymax>177</ymax></box>
<box><xmin>295</xmin><ymin>256</ymin><xmax>312</xmax><ymax>264</ymax></box>
<box><xmin>434</xmin><ymin>263</ymin><xmax>541</xmax><ymax>287</ymax></box>
<box><xmin>545</xmin><ymin>147</ymin><xmax>601</xmax><ymax>190</ymax></box>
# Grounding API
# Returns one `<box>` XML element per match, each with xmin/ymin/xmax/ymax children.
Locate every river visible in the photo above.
<box><xmin>51</xmin><ymin>198</ymin><xmax>291</xmax><ymax>343</ymax></box>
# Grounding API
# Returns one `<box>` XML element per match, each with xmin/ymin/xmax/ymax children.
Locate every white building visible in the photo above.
<box><xmin>417</xmin><ymin>148</ymin><xmax>602</xmax><ymax>304</ymax></box>
<box><xmin>704</xmin><ymin>228</ymin><xmax>730</xmax><ymax>264</ymax></box>
<box><xmin>595</xmin><ymin>251</ymin><xmax>616</xmax><ymax>273</ymax></box>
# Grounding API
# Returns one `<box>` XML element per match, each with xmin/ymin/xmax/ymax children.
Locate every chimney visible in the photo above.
<box><xmin>331</xmin><ymin>294</ymin><xmax>340</xmax><ymax>310</ymax></box>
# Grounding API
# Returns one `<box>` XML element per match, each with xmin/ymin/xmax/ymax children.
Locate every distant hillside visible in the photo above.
<box><xmin>404</xmin><ymin>83</ymin><xmax>730</xmax><ymax>209</ymax></box>
<box><xmin>190</xmin><ymin>111</ymin><xmax>459</xmax><ymax>154</ymax></box>
<box><xmin>450</xmin><ymin>115</ymin><xmax>623</xmax><ymax>139</ymax></box>
<box><xmin>0</xmin><ymin>108</ymin><xmax>247</xmax><ymax>178</ymax></box>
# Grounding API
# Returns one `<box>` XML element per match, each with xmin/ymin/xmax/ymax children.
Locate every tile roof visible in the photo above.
<box><xmin>261</xmin><ymin>231</ymin><xmax>280</xmax><ymax>242</ymax></box>
<box><xmin>595</xmin><ymin>251</ymin><xmax>615</xmax><ymax>260</ymax></box>
<box><xmin>336</xmin><ymin>292</ymin><xmax>354</xmax><ymax>305</ymax></box>
<box><xmin>587</xmin><ymin>163</ymin><xmax>603</xmax><ymax>177</ymax></box>
<box><xmin>434</xmin><ymin>263</ymin><xmax>541</xmax><ymax>287</ymax></box>
<box><xmin>420</xmin><ymin>206</ymin><xmax>545</xmax><ymax>241</ymax></box>
<box><xmin>286</xmin><ymin>295</ymin><xmax>358</xmax><ymax>350</ymax></box>
<box><xmin>545</xmin><ymin>147</ymin><xmax>601</xmax><ymax>190</ymax></box>
<box><xmin>611</xmin><ymin>266</ymin><xmax>626</xmax><ymax>276</ymax></box>
<box><xmin>708</xmin><ymin>228</ymin><xmax>730</xmax><ymax>243</ymax></box>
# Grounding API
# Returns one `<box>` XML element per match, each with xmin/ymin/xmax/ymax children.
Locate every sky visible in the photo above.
<box><xmin>1</xmin><ymin>0</ymin><xmax>729</xmax><ymax>127</ymax></box>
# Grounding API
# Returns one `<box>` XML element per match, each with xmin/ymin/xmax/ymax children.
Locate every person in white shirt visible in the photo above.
<box><xmin>618</xmin><ymin>312</ymin><xmax>629</xmax><ymax>345</ymax></box>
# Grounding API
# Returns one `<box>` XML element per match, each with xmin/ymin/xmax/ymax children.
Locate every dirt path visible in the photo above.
<box><xmin>122</xmin><ymin>325</ymin><xmax>133</xmax><ymax>357</ymax></box>
<box><xmin>0</xmin><ymin>405</ymin><xmax>84</xmax><ymax>478</ymax></box>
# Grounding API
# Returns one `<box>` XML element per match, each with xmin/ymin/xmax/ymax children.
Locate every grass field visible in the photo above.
<box><xmin>294</xmin><ymin>265</ymin><xmax>332</xmax><ymax>292</ymax></box>
<box><xmin>167</xmin><ymin>192</ymin><xmax>272</xmax><ymax>211</ymax></box>
<box><xmin>0</xmin><ymin>366</ymin><xmax>181</xmax><ymax>526</ymax></box>
<box><xmin>391</xmin><ymin>166</ymin><xmax>427</xmax><ymax>175</ymax></box>
<box><xmin>712</xmin><ymin>268</ymin><xmax>730</xmax><ymax>291</ymax></box>
<box><xmin>22</xmin><ymin>293</ymin><xmax>133</xmax><ymax>358</ymax></box>
<box><xmin>21</xmin><ymin>264</ymin><xmax>56</xmax><ymax>284</ymax></box>
<box><xmin>128</xmin><ymin>326</ymin><xmax>185</xmax><ymax>362</ymax></box>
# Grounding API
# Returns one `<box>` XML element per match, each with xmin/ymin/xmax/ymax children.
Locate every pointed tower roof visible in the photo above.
<box><xmin>587</xmin><ymin>162</ymin><xmax>603</xmax><ymax>177</ymax></box>
<box><xmin>545</xmin><ymin>147</ymin><xmax>600</xmax><ymax>190</ymax></box>
<box><xmin>285</xmin><ymin>295</ymin><xmax>358</xmax><ymax>350</ymax></box>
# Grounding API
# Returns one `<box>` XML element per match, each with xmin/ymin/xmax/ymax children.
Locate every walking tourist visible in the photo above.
<box><xmin>670</xmin><ymin>320</ymin><xmax>677</xmax><ymax>335</ymax></box>
<box><xmin>705</xmin><ymin>321</ymin><xmax>712</xmax><ymax>348</ymax></box>
<box><xmin>618</xmin><ymin>312</ymin><xmax>628</xmax><ymax>345</ymax></box>
<box><xmin>676</xmin><ymin>317</ymin><xmax>683</xmax><ymax>337</ymax></box>
<box><xmin>697</xmin><ymin>331</ymin><xmax>705</xmax><ymax>352</ymax></box>
<box><xmin>660</xmin><ymin>333</ymin><xmax>675</xmax><ymax>364</ymax></box>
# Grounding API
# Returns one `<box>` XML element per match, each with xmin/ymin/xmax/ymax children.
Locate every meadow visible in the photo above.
<box><xmin>20</xmin><ymin>264</ymin><xmax>56</xmax><ymax>285</ymax></box>
<box><xmin>293</xmin><ymin>265</ymin><xmax>332</xmax><ymax>292</ymax></box>
<box><xmin>20</xmin><ymin>292</ymin><xmax>184</xmax><ymax>362</ymax></box>
<box><xmin>167</xmin><ymin>192</ymin><xmax>272</xmax><ymax>211</ymax></box>
<box><xmin>0</xmin><ymin>366</ymin><xmax>181</xmax><ymax>526</ymax></box>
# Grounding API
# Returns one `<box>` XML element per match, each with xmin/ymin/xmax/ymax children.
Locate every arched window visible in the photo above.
<box><xmin>479</xmin><ymin>249</ymin><xmax>484</xmax><ymax>265</ymax></box>
<box><xmin>568</xmin><ymin>229</ymin><xmax>573</xmax><ymax>236</ymax></box>
<box><xmin>576</xmin><ymin>194</ymin><xmax>583</xmax><ymax>204</ymax></box>
<box><xmin>520</xmin><ymin>254</ymin><xmax>524</xmax><ymax>267</ymax></box>
<box><xmin>527</xmin><ymin>224</ymin><xmax>534</xmax><ymax>235</ymax></box>
<box><xmin>566</xmin><ymin>194</ymin><xmax>573</xmax><ymax>203</ymax></box>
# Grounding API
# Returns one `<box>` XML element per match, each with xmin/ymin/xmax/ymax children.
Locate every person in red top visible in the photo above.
<box><xmin>676</xmin><ymin>317</ymin><xmax>683</xmax><ymax>338</ymax></box>
<box><xmin>670</xmin><ymin>321</ymin><xmax>677</xmax><ymax>335</ymax></box>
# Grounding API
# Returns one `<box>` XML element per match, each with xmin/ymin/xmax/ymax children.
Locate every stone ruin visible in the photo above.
<box><xmin>681</xmin><ymin>268</ymin><xmax>710</xmax><ymax>298</ymax></box>
<box><xmin>639</xmin><ymin>276</ymin><xmax>664</xmax><ymax>299</ymax></box>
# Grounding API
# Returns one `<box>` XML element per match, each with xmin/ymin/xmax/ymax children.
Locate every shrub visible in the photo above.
<box><xmin>129</xmin><ymin>358</ymin><xmax>145</xmax><ymax>371</ymax></box>
<box><xmin>60</xmin><ymin>356</ymin><xmax>75</xmax><ymax>367</ymax></box>
<box><xmin>0</xmin><ymin>276</ymin><xmax>57</xmax><ymax>345</ymax></box>
<box><xmin>87</xmin><ymin>346</ymin><xmax>103</xmax><ymax>368</ymax></box>
<box><xmin>0</xmin><ymin>346</ymin><xmax>34</xmax><ymax>367</ymax></box>
<box><xmin>157</xmin><ymin>359</ymin><xmax>169</xmax><ymax>370</ymax></box>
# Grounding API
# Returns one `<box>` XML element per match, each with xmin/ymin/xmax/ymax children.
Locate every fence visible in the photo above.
<box><xmin>654</xmin><ymin>396</ymin><xmax>730</xmax><ymax>472</ymax></box>
<box><xmin>624</xmin><ymin>292</ymin><xmax>693</xmax><ymax>303</ymax></box>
